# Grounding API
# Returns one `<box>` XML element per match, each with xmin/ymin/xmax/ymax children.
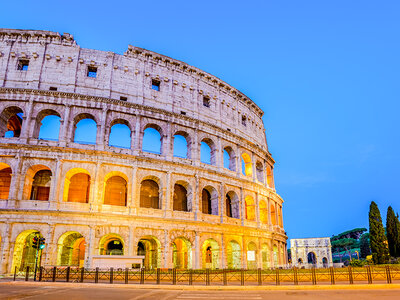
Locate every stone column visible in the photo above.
<box><xmin>220</xmin><ymin>235</ymin><xmax>226</xmax><ymax>269</ymax></box>
<box><xmin>96</xmin><ymin>107</ymin><xmax>108</xmax><ymax>150</ymax></box>
<box><xmin>236</xmin><ymin>144</ymin><xmax>242</xmax><ymax>177</ymax></box>
<box><xmin>50</xmin><ymin>159</ymin><xmax>61</xmax><ymax>210</ymax></box>
<box><xmin>267</xmin><ymin>197</ymin><xmax>272</xmax><ymax>230</ymax></box>
<box><xmin>216</xmin><ymin>137</ymin><xmax>222</xmax><ymax>171</ymax></box>
<box><xmin>163</xmin><ymin>229</ymin><xmax>170</xmax><ymax>268</ymax></box>
<box><xmin>164</xmin><ymin>122</ymin><xmax>172</xmax><ymax>159</ymax></box>
<box><xmin>192</xmin><ymin>129</ymin><xmax>199</xmax><ymax>167</ymax></box>
<box><xmin>219</xmin><ymin>183</ymin><xmax>224</xmax><ymax>223</ymax></box>
<box><xmin>133</xmin><ymin>116</ymin><xmax>141</xmax><ymax>153</ymax></box>
<box><xmin>251</xmin><ymin>152</ymin><xmax>256</xmax><ymax>182</ymax></box>
<box><xmin>19</xmin><ymin>99</ymin><xmax>34</xmax><ymax>143</ymax></box>
<box><xmin>240</xmin><ymin>187</ymin><xmax>244</xmax><ymax>226</ymax></box>
<box><xmin>85</xmin><ymin>226</ymin><xmax>94</xmax><ymax>268</ymax></box>
<box><xmin>128</xmin><ymin>226</ymin><xmax>133</xmax><ymax>256</ymax></box>
<box><xmin>255</xmin><ymin>192</ymin><xmax>260</xmax><ymax>228</ymax></box>
<box><xmin>58</xmin><ymin>105</ymin><xmax>71</xmax><ymax>147</ymax></box>
<box><xmin>194</xmin><ymin>232</ymin><xmax>200</xmax><ymax>269</ymax></box>
<box><xmin>163</xmin><ymin>171</ymin><xmax>172</xmax><ymax>217</ymax></box>
<box><xmin>0</xmin><ymin>223</ymin><xmax>10</xmax><ymax>273</ymax></box>
<box><xmin>130</xmin><ymin>167</ymin><xmax>138</xmax><ymax>214</ymax></box>
<box><xmin>194</xmin><ymin>174</ymin><xmax>199</xmax><ymax>221</ymax></box>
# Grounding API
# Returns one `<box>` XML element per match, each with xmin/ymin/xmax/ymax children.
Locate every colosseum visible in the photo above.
<box><xmin>0</xmin><ymin>28</ymin><xmax>287</xmax><ymax>274</ymax></box>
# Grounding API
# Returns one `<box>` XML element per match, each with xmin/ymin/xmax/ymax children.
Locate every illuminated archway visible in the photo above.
<box><xmin>201</xmin><ymin>239</ymin><xmax>220</xmax><ymax>269</ymax></box>
<box><xmin>261</xmin><ymin>243</ymin><xmax>270</xmax><ymax>269</ymax></box>
<box><xmin>245</xmin><ymin>196</ymin><xmax>255</xmax><ymax>221</ymax></box>
<box><xmin>273</xmin><ymin>245</ymin><xmax>278</xmax><ymax>267</ymax></box>
<box><xmin>227</xmin><ymin>240</ymin><xmax>241</xmax><ymax>269</ymax></box>
<box><xmin>57</xmin><ymin>232</ymin><xmax>85</xmax><ymax>267</ymax></box>
<box><xmin>0</xmin><ymin>164</ymin><xmax>12</xmax><ymax>200</ymax></box>
<box><xmin>172</xmin><ymin>237</ymin><xmax>192</xmax><ymax>269</ymax></box>
<box><xmin>259</xmin><ymin>200</ymin><xmax>268</xmax><ymax>224</ymax></box>
<box><xmin>137</xmin><ymin>236</ymin><xmax>161</xmax><ymax>269</ymax></box>
<box><xmin>247</xmin><ymin>242</ymin><xmax>257</xmax><ymax>269</ymax></box>
<box><xmin>99</xmin><ymin>234</ymin><xmax>124</xmax><ymax>255</ymax></box>
<box><xmin>64</xmin><ymin>168</ymin><xmax>91</xmax><ymax>203</ymax></box>
<box><xmin>241</xmin><ymin>152</ymin><xmax>252</xmax><ymax>177</ymax></box>
<box><xmin>11</xmin><ymin>230</ymin><xmax>43</xmax><ymax>272</ymax></box>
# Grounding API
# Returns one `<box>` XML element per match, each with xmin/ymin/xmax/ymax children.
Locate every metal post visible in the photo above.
<box><xmin>386</xmin><ymin>266</ymin><xmax>392</xmax><ymax>284</ymax></box>
<box><xmin>156</xmin><ymin>268</ymin><xmax>160</xmax><ymax>284</ymax></box>
<box><xmin>140</xmin><ymin>268</ymin><xmax>144</xmax><ymax>284</ymax></box>
<box><xmin>329</xmin><ymin>267</ymin><xmax>335</xmax><ymax>285</ymax></box>
<box><xmin>189</xmin><ymin>269</ymin><xmax>193</xmax><ymax>285</ymax></box>
<box><xmin>366</xmin><ymin>266</ymin><xmax>372</xmax><ymax>284</ymax></box>
<box><xmin>13</xmin><ymin>266</ymin><xmax>17</xmax><ymax>281</ymax></box>
<box><xmin>52</xmin><ymin>266</ymin><xmax>56</xmax><ymax>282</ymax></box>
<box><xmin>223</xmin><ymin>269</ymin><xmax>227</xmax><ymax>286</ymax></box>
<box><xmin>258</xmin><ymin>268</ymin><xmax>262</xmax><ymax>286</ymax></box>
<box><xmin>39</xmin><ymin>267</ymin><xmax>43</xmax><ymax>282</ymax></box>
<box><xmin>95</xmin><ymin>267</ymin><xmax>99</xmax><ymax>283</ymax></box>
<box><xmin>33</xmin><ymin>247</ymin><xmax>39</xmax><ymax>281</ymax></box>
<box><xmin>25</xmin><ymin>266</ymin><xmax>30</xmax><ymax>281</ymax></box>
<box><xmin>312</xmin><ymin>267</ymin><xmax>317</xmax><ymax>285</ymax></box>
<box><xmin>80</xmin><ymin>267</ymin><xmax>84</xmax><ymax>283</ymax></box>
<box><xmin>125</xmin><ymin>268</ymin><xmax>128</xmax><ymax>284</ymax></box>
<box><xmin>275</xmin><ymin>269</ymin><xmax>280</xmax><ymax>285</ymax></box>
<box><xmin>110</xmin><ymin>267</ymin><xmax>113</xmax><ymax>284</ymax></box>
<box><xmin>172</xmin><ymin>268</ymin><xmax>177</xmax><ymax>285</ymax></box>
<box><xmin>241</xmin><ymin>269</ymin><xmax>244</xmax><ymax>286</ymax></box>
<box><xmin>293</xmin><ymin>267</ymin><xmax>298</xmax><ymax>285</ymax></box>
<box><xmin>206</xmin><ymin>268</ymin><xmax>210</xmax><ymax>286</ymax></box>
<box><xmin>348</xmin><ymin>266</ymin><xmax>353</xmax><ymax>284</ymax></box>
<box><xmin>66</xmin><ymin>266</ymin><xmax>70</xmax><ymax>282</ymax></box>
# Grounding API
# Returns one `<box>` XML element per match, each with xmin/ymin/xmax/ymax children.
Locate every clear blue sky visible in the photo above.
<box><xmin>2</xmin><ymin>0</ymin><xmax>400</xmax><ymax>243</ymax></box>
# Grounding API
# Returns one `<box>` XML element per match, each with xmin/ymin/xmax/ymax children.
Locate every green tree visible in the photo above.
<box><xmin>369</xmin><ymin>201</ymin><xmax>389</xmax><ymax>264</ymax></box>
<box><xmin>360</xmin><ymin>233</ymin><xmax>371</xmax><ymax>258</ymax></box>
<box><xmin>331</xmin><ymin>238</ymin><xmax>358</xmax><ymax>261</ymax></box>
<box><xmin>386</xmin><ymin>206</ymin><xmax>400</xmax><ymax>257</ymax></box>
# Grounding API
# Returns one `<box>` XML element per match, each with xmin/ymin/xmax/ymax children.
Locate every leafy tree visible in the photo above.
<box><xmin>369</xmin><ymin>201</ymin><xmax>389</xmax><ymax>264</ymax></box>
<box><xmin>331</xmin><ymin>238</ymin><xmax>358</xmax><ymax>261</ymax></box>
<box><xmin>386</xmin><ymin>206</ymin><xmax>400</xmax><ymax>257</ymax></box>
<box><xmin>331</xmin><ymin>228</ymin><xmax>367</xmax><ymax>241</ymax></box>
<box><xmin>360</xmin><ymin>233</ymin><xmax>371</xmax><ymax>258</ymax></box>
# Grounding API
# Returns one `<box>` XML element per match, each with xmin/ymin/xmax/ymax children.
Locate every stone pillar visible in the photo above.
<box><xmin>192</xmin><ymin>129</ymin><xmax>199</xmax><ymax>166</ymax></box>
<box><xmin>242</xmin><ymin>238</ymin><xmax>247</xmax><ymax>269</ymax></box>
<box><xmin>19</xmin><ymin>99</ymin><xmax>34</xmax><ymax>143</ymax></box>
<box><xmin>216</xmin><ymin>137</ymin><xmax>222</xmax><ymax>171</ymax></box>
<box><xmin>133</xmin><ymin>116</ymin><xmax>141</xmax><ymax>152</ymax></box>
<box><xmin>0</xmin><ymin>223</ymin><xmax>10</xmax><ymax>273</ymax></box>
<box><xmin>9</xmin><ymin>155</ymin><xmax>22</xmax><ymax>203</ymax></box>
<box><xmin>194</xmin><ymin>174</ymin><xmax>199</xmax><ymax>221</ymax></box>
<box><xmin>96</xmin><ymin>107</ymin><xmax>107</xmax><ymax>150</ymax></box>
<box><xmin>86</xmin><ymin>226</ymin><xmax>94</xmax><ymax>268</ymax></box>
<box><xmin>194</xmin><ymin>232</ymin><xmax>200</xmax><ymax>269</ymax></box>
<box><xmin>236</xmin><ymin>145</ymin><xmax>241</xmax><ymax>177</ymax></box>
<box><xmin>49</xmin><ymin>159</ymin><xmax>61</xmax><ymax>210</ymax></box>
<box><xmin>163</xmin><ymin>229</ymin><xmax>170</xmax><ymax>268</ymax></box>
<box><xmin>130</xmin><ymin>167</ymin><xmax>138</xmax><ymax>214</ymax></box>
<box><xmin>164</xmin><ymin>122</ymin><xmax>172</xmax><ymax>159</ymax></box>
<box><xmin>219</xmin><ymin>183</ymin><xmax>224</xmax><ymax>223</ymax></box>
<box><xmin>58</xmin><ymin>105</ymin><xmax>71</xmax><ymax>147</ymax></box>
<box><xmin>255</xmin><ymin>192</ymin><xmax>260</xmax><ymax>228</ymax></box>
<box><xmin>251</xmin><ymin>152</ymin><xmax>256</xmax><ymax>182</ymax></box>
<box><xmin>220</xmin><ymin>235</ymin><xmax>226</xmax><ymax>269</ymax></box>
<box><xmin>128</xmin><ymin>226</ymin><xmax>133</xmax><ymax>256</ymax></box>
<box><xmin>240</xmin><ymin>187</ymin><xmax>244</xmax><ymax>226</ymax></box>
<box><xmin>267</xmin><ymin>197</ymin><xmax>272</xmax><ymax>230</ymax></box>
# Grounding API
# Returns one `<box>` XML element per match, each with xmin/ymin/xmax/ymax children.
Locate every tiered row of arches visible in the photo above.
<box><xmin>0</xmin><ymin>105</ymin><xmax>275</xmax><ymax>188</ymax></box>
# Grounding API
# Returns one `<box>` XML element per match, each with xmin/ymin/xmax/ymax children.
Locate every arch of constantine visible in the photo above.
<box><xmin>0</xmin><ymin>28</ymin><xmax>287</xmax><ymax>273</ymax></box>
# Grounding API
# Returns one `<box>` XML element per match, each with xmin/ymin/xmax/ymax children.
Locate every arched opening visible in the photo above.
<box><xmin>57</xmin><ymin>232</ymin><xmax>85</xmax><ymax>267</ymax></box>
<box><xmin>298</xmin><ymin>258</ymin><xmax>303</xmax><ymax>264</ymax></box>
<box><xmin>137</xmin><ymin>236</ymin><xmax>161</xmax><ymax>269</ymax></box>
<box><xmin>173</xmin><ymin>184</ymin><xmax>188</xmax><ymax>212</ymax></box>
<box><xmin>104</xmin><ymin>176</ymin><xmax>127</xmax><ymax>206</ymax></box>
<box><xmin>100</xmin><ymin>234</ymin><xmax>124</xmax><ymax>255</ymax></box>
<box><xmin>241</xmin><ymin>152</ymin><xmax>252</xmax><ymax>177</ymax></box>
<box><xmin>223</xmin><ymin>147</ymin><xmax>235</xmax><ymax>171</ymax></box>
<box><xmin>227</xmin><ymin>240</ymin><xmax>241</xmax><ymax>269</ymax></box>
<box><xmin>35</xmin><ymin>110</ymin><xmax>61</xmax><ymax>141</ymax></box>
<box><xmin>278</xmin><ymin>206</ymin><xmax>283</xmax><ymax>227</ymax></box>
<box><xmin>172</xmin><ymin>237</ymin><xmax>192</xmax><ymax>269</ymax></box>
<box><xmin>307</xmin><ymin>252</ymin><xmax>317</xmax><ymax>265</ymax></box>
<box><xmin>270</xmin><ymin>204</ymin><xmax>277</xmax><ymax>226</ymax></box>
<box><xmin>200</xmin><ymin>138</ymin><xmax>216</xmax><ymax>165</ymax></box>
<box><xmin>247</xmin><ymin>242</ymin><xmax>257</xmax><ymax>269</ymax></box>
<box><xmin>273</xmin><ymin>245</ymin><xmax>278</xmax><ymax>267</ymax></box>
<box><xmin>202</xmin><ymin>239</ymin><xmax>220</xmax><ymax>269</ymax></box>
<box><xmin>267</xmin><ymin>166</ymin><xmax>274</xmax><ymax>188</ymax></box>
<box><xmin>109</xmin><ymin>121</ymin><xmax>131</xmax><ymax>149</ymax></box>
<box><xmin>73</xmin><ymin>114</ymin><xmax>97</xmax><ymax>145</ymax></box>
<box><xmin>261</xmin><ymin>243</ymin><xmax>270</xmax><ymax>269</ymax></box>
<box><xmin>64</xmin><ymin>169</ymin><xmax>91</xmax><ymax>203</ymax></box>
<box><xmin>226</xmin><ymin>191</ymin><xmax>240</xmax><ymax>219</ymax></box>
<box><xmin>140</xmin><ymin>179</ymin><xmax>160</xmax><ymax>209</ymax></box>
<box><xmin>256</xmin><ymin>161</ymin><xmax>264</xmax><ymax>183</ymax></box>
<box><xmin>0</xmin><ymin>164</ymin><xmax>12</xmax><ymax>199</ymax></box>
<box><xmin>142</xmin><ymin>125</ymin><xmax>162</xmax><ymax>154</ymax></box>
<box><xmin>245</xmin><ymin>196</ymin><xmax>255</xmax><ymax>221</ymax></box>
<box><xmin>11</xmin><ymin>230</ymin><xmax>43</xmax><ymax>272</ymax></box>
<box><xmin>201</xmin><ymin>186</ymin><xmax>218</xmax><ymax>215</ymax></box>
<box><xmin>173</xmin><ymin>132</ymin><xmax>190</xmax><ymax>159</ymax></box>
<box><xmin>322</xmin><ymin>257</ymin><xmax>328</xmax><ymax>268</ymax></box>
<box><xmin>259</xmin><ymin>200</ymin><xmax>268</xmax><ymax>224</ymax></box>
<box><xmin>29</xmin><ymin>169</ymin><xmax>52</xmax><ymax>201</ymax></box>
<box><xmin>0</xmin><ymin>106</ymin><xmax>23</xmax><ymax>138</ymax></box>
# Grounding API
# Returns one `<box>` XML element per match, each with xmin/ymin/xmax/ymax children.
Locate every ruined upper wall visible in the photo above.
<box><xmin>0</xmin><ymin>29</ymin><xmax>268</xmax><ymax>149</ymax></box>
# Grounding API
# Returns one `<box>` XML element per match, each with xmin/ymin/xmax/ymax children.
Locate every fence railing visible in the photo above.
<box><xmin>12</xmin><ymin>265</ymin><xmax>400</xmax><ymax>286</ymax></box>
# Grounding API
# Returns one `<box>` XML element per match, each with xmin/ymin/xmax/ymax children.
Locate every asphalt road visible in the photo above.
<box><xmin>1</xmin><ymin>283</ymin><xmax>400</xmax><ymax>300</ymax></box>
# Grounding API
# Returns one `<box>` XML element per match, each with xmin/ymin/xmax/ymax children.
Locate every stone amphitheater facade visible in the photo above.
<box><xmin>0</xmin><ymin>29</ymin><xmax>287</xmax><ymax>273</ymax></box>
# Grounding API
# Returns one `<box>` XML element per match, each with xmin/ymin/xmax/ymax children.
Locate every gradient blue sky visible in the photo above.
<box><xmin>2</xmin><ymin>1</ymin><xmax>400</xmax><ymax>243</ymax></box>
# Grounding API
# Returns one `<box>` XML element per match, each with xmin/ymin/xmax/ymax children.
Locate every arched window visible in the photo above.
<box><xmin>57</xmin><ymin>232</ymin><xmax>85</xmax><ymax>266</ymax></box>
<box><xmin>0</xmin><ymin>166</ymin><xmax>12</xmax><ymax>199</ymax></box>
<box><xmin>241</xmin><ymin>153</ymin><xmax>252</xmax><ymax>177</ymax></box>
<box><xmin>73</xmin><ymin>114</ymin><xmax>97</xmax><ymax>144</ymax></box>
<box><xmin>307</xmin><ymin>252</ymin><xmax>317</xmax><ymax>265</ymax></box>
<box><xmin>173</xmin><ymin>184</ymin><xmax>188</xmax><ymax>211</ymax></box>
<box><xmin>34</xmin><ymin>110</ymin><xmax>61</xmax><ymax>141</ymax></box>
<box><xmin>259</xmin><ymin>200</ymin><xmax>268</xmax><ymax>224</ymax></box>
<box><xmin>278</xmin><ymin>206</ymin><xmax>283</xmax><ymax>227</ymax></box>
<box><xmin>247</xmin><ymin>242</ymin><xmax>257</xmax><ymax>269</ymax></box>
<box><xmin>173</xmin><ymin>133</ymin><xmax>189</xmax><ymax>158</ymax></box>
<box><xmin>100</xmin><ymin>235</ymin><xmax>124</xmax><ymax>256</ymax></box>
<box><xmin>172</xmin><ymin>237</ymin><xmax>192</xmax><ymax>269</ymax></box>
<box><xmin>256</xmin><ymin>161</ymin><xmax>264</xmax><ymax>183</ymax></box>
<box><xmin>200</xmin><ymin>138</ymin><xmax>215</xmax><ymax>165</ymax></box>
<box><xmin>109</xmin><ymin>122</ymin><xmax>131</xmax><ymax>149</ymax></box>
<box><xmin>267</xmin><ymin>166</ymin><xmax>274</xmax><ymax>188</ymax></box>
<box><xmin>104</xmin><ymin>176</ymin><xmax>127</xmax><ymax>206</ymax></box>
<box><xmin>245</xmin><ymin>196</ymin><xmax>255</xmax><ymax>221</ymax></box>
<box><xmin>67</xmin><ymin>173</ymin><xmax>90</xmax><ymax>203</ymax></box>
<box><xmin>227</xmin><ymin>240</ymin><xmax>241</xmax><ymax>269</ymax></box>
<box><xmin>202</xmin><ymin>239</ymin><xmax>219</xmax><ymax>269</ymax></box>
<box><xmin>270</xmin><ymin>204</ymin><xmax>276</xmax><ymax>225</ymax></box>
<box><xmin>201</xmin><ymin>189</ymin><xmax>212</xmax><ymax>214</ymax></box>
<box><xmin>223</xmin><ymin>147</ymin><xmax>235</xmax><ymax>171</ymax></box>
<box><xmin>225</xmin><ymin>194</ymin><xmax>232</xmax><ymax>217</ymax></box>
<box><xmin>30</xmin><ymin>170</ymin><xmax>52</xmax><ymax>201</ymax></box>
<box><xmin>142</xmin><ymin>125</ymin><xmax>162</xmax><ymax>154</ymax></box>
<box><xmin>137</xmin><ymin>236</ymin><xmax>161</xmax><ymax>269</ymax></box>
<box><xmin>226</xmin><ymin>191</ymin><xmax>240</xmax><ymax>219</ymax></box>
<box><xmin>0</xmin><ymin>107</ymin><xmax>23</xmax><ymax>138</ymax></box>
<box><xmin>140</xmin><ymin>179</ymin><xmax>160</xmax><ymax>209</ymax></box>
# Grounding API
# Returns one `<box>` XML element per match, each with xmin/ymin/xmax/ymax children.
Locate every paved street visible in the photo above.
<box><xmin>0</xmin><ymin>282</ymin><xmax>400</xmax><ymax>300</ymax></box>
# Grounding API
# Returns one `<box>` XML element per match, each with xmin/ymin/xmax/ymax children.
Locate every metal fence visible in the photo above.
<box><xmin>12</xmin><ymin>265</ymin><xmax>400</xmax><ymax>286</ymax></box>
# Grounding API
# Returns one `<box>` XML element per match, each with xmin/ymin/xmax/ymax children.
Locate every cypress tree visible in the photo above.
<box><xmin>369</xmin><ymin>201</ymin><xmax>389</xmax><ymax>264</ymax></box>
<box><xmin>396</xmin><ymin>213</ymin><xmax>400</xmax><ymax>257</ymax></box>
<box><xmin>386</xmin><ymin>206</ymin><xmax>399</xmax><ymax>257</ymax></box>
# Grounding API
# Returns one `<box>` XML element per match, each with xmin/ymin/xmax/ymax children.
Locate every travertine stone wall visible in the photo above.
<box><xmin>0</xmin><ymin>29</ymin><xmax>287</xmax><ymax>273</ymax></box>
<box><xmin>290</xmin><ymin>238</ymin><xmax>333</xmax><ymax>268</ymax></box>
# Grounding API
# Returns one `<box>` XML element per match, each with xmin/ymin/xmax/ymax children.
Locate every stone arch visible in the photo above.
<box><xmin>142</xmin><ymin>123</ymin><xmax>163</xmax><ymax>154</ymax></box>
<box><xmin>273</xmin><ymin>244</ymin><xmax>278</xmax><ymax>267</ymax></box>
<box><xmin>140</xmin><ymin>177</ymin><xmax>160</xmax><ymax>209</ymax></box>
<box><xmin>200</xmin><ymin>138</ymin><xmax>216</xmax><ymax>165</ymax></box>
<box><xmin>11</xmin><ymin>230</ymin><xmax>43</xmax><ymax>272</ymax></box>
<box><xmin>0</xmin><ymin>163</ymin><xmax>12</xmax><ymax>200</ymax></box>
<box><xmin>223</xmin><ymin>146</ymin><xmax>236</xmax><ymax>171</ymax></box>
<box><xmin>56</xmin><ymin>231</ymin><xmax>85</xmax><ymax>267</ymax></box>
<box><xmin>322</xmin><ymin>257</ymin><xmax>328</xmax><ymax>268</ymax></box>
<box><xmin>278</xmin><ymin>206</ymin><xmax>283</xmax><ymax>227</ymax></box>
<box><xmin>0</xmin><ymin>106</ymin><xmax>24</xmax><ymax>138</ymax></box>
<box><xmin>173</xmin><ymin>180</ymin><xmax>191</xmax><ymax>212</ymax></box>
<box><xmin>63</xmin><ymin>168</ymin><xmax>91</xmax><ymax>203</ymax></box>
<box><xmin>298</xmin><ymin>258</ymin><xmax>303</xmax><ymax>264</ymax></box>
<box><xmin>72</xmin><ymin>113</ymin><xmax>97</xmax><ymax>144</ymax></box>
<box><xmin>247</xmin><ymin>241</ymin><xmax>258</xmax><ymax>269</ymax></box>
<box><xmin>22</xmin><ymin>164</ymin><xmax>52</xmax><ymax>201</ymax></box>
<box><xmin>173</xmin><ymin>130</ymin><xmax>191</xmax><ymax>159</ymax></box>
<box><xmin>261</xmin><ymin>243</ymin><xmax>270</xmax><ymax>269</ymax></box>
<box><xmin>225</xmin><ymin>191</ymin><xmax>240</xmax><ymax>219</ymax></box>
<box><xmin>103</xmin><ymin>172</ymin><xmax>127</xmax><ymax>206</ymax></box>
<box><xmin>307</xmin><ymin>252</ymin><xmax>317</xmax><ymax>265</ymax></box>
<box><xmin>202</xmin><ymin>238</ymin><xmax>220</xmax><ymax>269</ymax></box>
<box><xmin>108</xmin><ymin>118</ymin><xmax>132</xmax><ymax>149</ymax></box>
<box><xmin>266</xmin><ymin>166</ymin><xmax>274</xmax><ymax>188</ymax></box>
<box><xmin>256</xmin><ymin>161</ymin><xmax>264</xmax><ymax>183</ymax></box>
<box><xmin>137</xmin><ymin>236</ymin><xmax>161</xmax><ymax>269</ymax></box>
<box><xmin>201</xmin><ymin>185</ymin><xmax>218</xmax><ymax>215</ymax></box>
<box><xmin>241</xmin><ymin>152</ymin><xmax>252</xmax><ymax>177</ymax></box>
<box><xmin>270</xmin><ymin>203</ymin><xmax>277</xmax><ymax>226</ymax></box>
<box><xmin>33</xmin><ymin>109</ymin><xmax>61</xmax><ymax>140</ymax></box>
<box><xmin>259</xmin><ymin>200</ymin><xmax>268</xmax><ymax>224</ymax></box>
<box><xmin>99</xmin><ymin>233</ymin><xmax>124</xmax><ymax>255</ymax></box>
<box><xmin>226</xmin><ymin>240</ymin><xmax>241</xmax><ymax>269</ymax></box>
<box><xmin>172</xmin><ymin>237</ymin><xmax>192</xmax><ymax>269</ymax></box>
<box><xmin>245</xmin><ymin>195</ymin><xmax>256</xmax><ymax>221</ymax></box>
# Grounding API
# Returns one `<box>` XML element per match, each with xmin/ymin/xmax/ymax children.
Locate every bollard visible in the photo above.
<box><xmin>223</xmin><ymin>269</ymin><xmax>227</xmax><ymax>286</ymax></box>
<box><xmin>25</xmin><ymin>266</ymin><xmax>30</xmax><ymax>281</ymax></box>
<box><xmin>329</xmin><ymin>267</ymin><xmax>335</xmax><ymax>285</ymax></box>
<box><xmin>80</xmin><ymin>267</ymin><xmax>85</xmax><ymax>283</ymax></box>
<box><xmin>52</xmin><ymin>266</ymin><xmax>56</xmax><ymax>282</ymax></box>
<box><xmin>125</xmin><ymin>268</ymin><xmax>128</xmax><ymax>284</ymax></box>
<box><xmin>348</xmin><ymin>266</ymin><xmax>353</xmax><ymax>284</ymax></box>
<box><xmin>13</xmin><ymin>266</ymin><xmax>17</xmax><ymax>281</ymax></box>
<box><xmin>156</xmin><ymin>268</ymin><xmax>160</xmax><ymax>284</ymax></box>
<box><xmin>95</xmin><ymin>267</ymin><xmax>99</xmax><ymax>283</ymax></box>
<box><xmin>258</xmin><ymin>268</ymin><xmax>262</xmax><ymax>286</ymax></box>
<box><xmin>66</xmin><ymin>266</ymin><xmax>70</xmax><ymax>282</ymax></box>
<box><xmin>275</xmin><ymin>269</ymin><xmax>280</xmax><ymax>285</ymax></box>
